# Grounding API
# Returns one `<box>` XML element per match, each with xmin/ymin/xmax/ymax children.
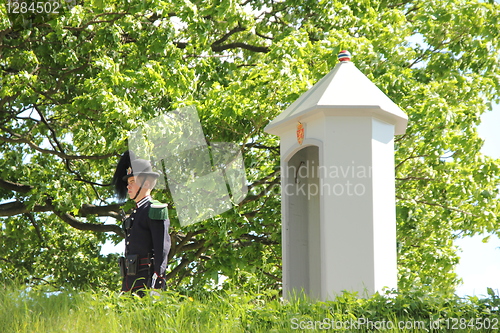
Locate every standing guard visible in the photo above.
<box><xmin>112</xmin><ymin>151</ymin><xmax>171</xmax><ymax>295</ymax></box>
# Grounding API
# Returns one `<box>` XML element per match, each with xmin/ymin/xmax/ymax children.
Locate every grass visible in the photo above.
<box><xmin>1</xmin><ymin>285</ymin><xmax>499</xmax><ymax>333</ymax></box>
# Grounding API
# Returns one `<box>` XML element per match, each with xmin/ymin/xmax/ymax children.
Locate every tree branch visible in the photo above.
<box><xmin>178</xmin><ymin>241</ymin><xmax>206</xmax><ymax>252</ymax></box>
<box><xmin>169</xmin><ymin>229</ymin><xmax>208</xmax><ymax>261</ymax></box>
<box><xmin>240</xmin><ymin>233</ymin><xmax>278</xmax><ymax>245</ymax></box>
<box><xmin>0</xmin><ymin>178</ymin><xmax>33</xmax><ymax>194</ymax></box>
<box><xmin>245</xmin><ymin>142</ymin><xmax>279</xmax><ymax>151</ymax></box>
<box><xmin>52</xmin><ymin>209</ymin><xmax>124</xmax><ymax>236</ymax></box>
<box><xmin>256</xmin><ymin>266</ymin><xmax>281</xmax><ymax>282</ymax></box>
<box><xmin>165</xmin><ymin>258</ymin><xmax>190</xmax><ymax>281</ymax></box>
<box><xmin>78</xmin><ymin>203</ymin><xmax>122</xmax><ymax>220</ymax></box>
<box><xmin>247</xmin><ymin>169</ymin><xmax>280</xmax><ymax>191</ymax></box>
<box><xmin>240</xmin><ymin>173</ymin><xmax>280</xmax><ymax>206</ymax></box>
<box><xmin>63</xmin><ymin>12</ymin><xmax>128</xmax><ymax>31</ymax></box>
<box><xmin>395</xmin><ymin>154</ymin><xmax>429</xmax><ymax>170</ymax></box>
<box><xmin>25</xmin><ymin>213</ymin><xmax>44</xmax><ymax>244</ymax></box>
<box><xmin>0</xmin><ymin>200</ymin><xmax>52</xmax><ymax>217</ymax></box>
<box><xmin>212</xmin><ymin>25</ymin><xmax>247</xmax><ymax>46</ymax></box>
<box><xmin>255</xmin><ymin>30</ymin><xmax>274</xmax><ymax>40</ymax></box>
<box><xmin>0</xmin><ymin>128</ymin><xmax>115</xmax><ymax>160</ymax></box>
<box><xmin>165</xmin><ymin>245</ymin><xmax>208</xmax><ymax>281</ymax></box>
<box><xmin>0</xmin><ymin>199</ymin><xmax>124</xmax><ymax>236</ymax></box>
<box><xmin>212</xmin><ymin>42</ymin><xmax>269</xmax><ymax>53</ymax></box>
<box><xmin>396</xmin><ymin>196</ymin><xmax>480</xmax><ymax>218</ymax></box>
<box><xmin>0</xmin><ymin>201</ymin><xmax>122</xmax><ymax>234</ymax></box>
<box><xmin>396</xmin><ymin>177</ymin><xmax>435</xmax><ymax>181</ymax></box>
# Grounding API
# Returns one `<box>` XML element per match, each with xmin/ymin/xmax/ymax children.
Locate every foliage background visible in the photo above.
<box><xmin>1</xmin><ymin>0</ymin><xmax>499</xmax><ymax>295</ymax></box>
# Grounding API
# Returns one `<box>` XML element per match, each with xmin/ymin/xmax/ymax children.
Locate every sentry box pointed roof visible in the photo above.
<box><xmin>265</xmin><ymin>51</ymin><xmax>408</xmax><ymax>135</ymax></box>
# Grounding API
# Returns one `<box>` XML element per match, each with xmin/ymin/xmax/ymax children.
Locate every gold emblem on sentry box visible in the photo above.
<box><xmin>297</xmin><ymin>122</ymin><xmax>304</xmax><ymax>145</ymax></box>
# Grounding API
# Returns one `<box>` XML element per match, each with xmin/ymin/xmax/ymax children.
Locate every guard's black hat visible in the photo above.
<box><xmin>112</xmin><ymin>150</ymin><xmax>160</xmax><ymax>200</ymax></box>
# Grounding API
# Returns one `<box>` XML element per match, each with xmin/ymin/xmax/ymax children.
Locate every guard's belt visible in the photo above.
<box><xmin>119</xmin><ymin>255</ymin><xmax>153</xmax><ymax>277</ymax></box>
<box><xmin>139</xmin><ymin>257</ymin><xmax>152</xmax><ymax>265</ymax></box>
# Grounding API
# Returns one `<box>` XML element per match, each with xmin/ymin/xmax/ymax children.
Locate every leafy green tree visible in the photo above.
<box><xmin>1</xmin><ymin>0</ymin><xmax>499</xmax><ymax>294</ymax></box>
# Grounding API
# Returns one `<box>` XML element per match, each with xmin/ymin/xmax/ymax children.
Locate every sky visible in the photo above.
<box><xmin>454</xmin><ymin>102</ymin><xmax>500</xmax><ymax>297</ymax></box>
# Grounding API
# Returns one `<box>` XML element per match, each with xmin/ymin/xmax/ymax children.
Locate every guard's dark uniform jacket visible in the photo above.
<box><xmin>121</xmin><ymin>195</ymin><xmax>170</xmax><ymax>292</ymax></box>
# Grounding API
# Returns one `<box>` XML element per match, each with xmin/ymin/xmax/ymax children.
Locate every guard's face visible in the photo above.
<box><xmin>127</xmin><ymin>176</ymin><xmax>141</xmax><ymax>199</ymax></box>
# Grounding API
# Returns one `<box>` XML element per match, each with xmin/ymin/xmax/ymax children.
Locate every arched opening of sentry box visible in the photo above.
<box><xmin>283</xmin><ymin>145</ymin><xmax>321</xmax><ymax>299</ymax></box>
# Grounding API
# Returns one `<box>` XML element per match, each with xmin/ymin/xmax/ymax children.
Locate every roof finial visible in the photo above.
<box><xmin>338</xmin><ymin>50</ymin><xmax>351</xmax><ymax>62</ymax></box>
